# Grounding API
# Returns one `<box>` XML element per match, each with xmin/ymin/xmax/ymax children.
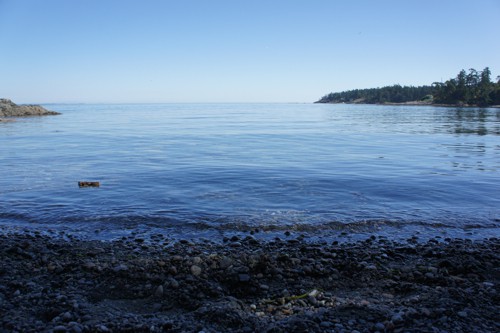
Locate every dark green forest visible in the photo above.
<box><xmin>316</xmin><ymin>67</ymin><xmax>500</xmax><ymax>107</ymax></box>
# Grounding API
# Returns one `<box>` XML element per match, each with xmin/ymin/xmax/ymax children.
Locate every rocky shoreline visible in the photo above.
<box><xmin>0</xmin><ymin>231</ymin><xmax>498</xmax><ymax>332</ymax></box>
<box><xmin>0</xmin><ymin>98</ymin><xmax>60</xmax><ymax>118</ymax></box>
<box><xmin>318</xmin><ymin>101</ymin><xmax>500</xmax><ymax>108</ymax></box>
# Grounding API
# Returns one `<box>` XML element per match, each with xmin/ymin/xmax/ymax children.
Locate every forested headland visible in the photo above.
<box><xmin>316</xmin><ymin>67</ymin><xmax>500</xmax><ymax>107</ymax></box>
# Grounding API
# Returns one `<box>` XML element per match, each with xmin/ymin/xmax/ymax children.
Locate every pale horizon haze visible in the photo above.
<box><xmin>1</xmin><ymin>0</ymin><xmax>499</xmax><ymax>104</ymax></box>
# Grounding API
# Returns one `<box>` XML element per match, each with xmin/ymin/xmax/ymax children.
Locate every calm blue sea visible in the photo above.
<box><xmin>1</xmin><ymin>103</ymin><xmax>499</xmax><ymax>241</ymax></box>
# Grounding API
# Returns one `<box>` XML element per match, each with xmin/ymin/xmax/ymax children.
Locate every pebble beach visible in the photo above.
<box><xmin>1</xmin><ymin>231</ymin><xmax>498</xmax><ymax>332</ymax></box>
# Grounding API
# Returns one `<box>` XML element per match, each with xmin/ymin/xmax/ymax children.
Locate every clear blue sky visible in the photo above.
<box><xmin>1</xmin><ymin>0</ymin><xmax>499</xmax><ymax>103</ymax></box>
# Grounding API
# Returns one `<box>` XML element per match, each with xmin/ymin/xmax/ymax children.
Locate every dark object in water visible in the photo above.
<box><xmin>78</xmin><ymin>181</ymin><xmax>100</xmax><ymax>188</ymax></box>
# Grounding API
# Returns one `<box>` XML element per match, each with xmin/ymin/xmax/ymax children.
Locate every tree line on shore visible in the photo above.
<box><xmin>316</xmin><ymin>67</ymin><xmax>500</xmax><ymax>107</ymax></box>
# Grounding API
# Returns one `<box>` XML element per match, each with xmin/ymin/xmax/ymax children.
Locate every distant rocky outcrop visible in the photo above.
<box><xmin>0</xmin><ymin>98</ymin><xmax>60</xmax><ymax>117</ymax></box>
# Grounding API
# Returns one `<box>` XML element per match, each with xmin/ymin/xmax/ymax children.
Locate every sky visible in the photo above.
<box><xmin>0</xmin><ymin>0</ymin><xmax>499</xmax><ymax>103</ymax></box>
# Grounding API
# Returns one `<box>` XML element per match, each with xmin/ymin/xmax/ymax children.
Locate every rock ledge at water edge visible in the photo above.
<box><xmin>0</xmin><ymin>98</ymin><xmax>60</xmax><ymax>118</ymax></box>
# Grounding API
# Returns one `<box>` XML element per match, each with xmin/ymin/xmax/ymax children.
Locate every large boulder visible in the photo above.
<box><xmin>0</xmin><ymin>98</ymin><xmax>60</xmax><ymax>117</ymax></box>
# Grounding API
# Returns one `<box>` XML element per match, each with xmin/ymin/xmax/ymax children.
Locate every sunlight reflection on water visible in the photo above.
<box><xmin>1</xmin><ymin>103</ymin><xmax>499</xmax><ymax>240</ymax></box>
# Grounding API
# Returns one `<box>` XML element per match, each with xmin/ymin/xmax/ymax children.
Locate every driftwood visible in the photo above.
<box><xmin>78</xmin><ymin>181</ymin><xmax>100</xmax><ymax>188</ymax></box>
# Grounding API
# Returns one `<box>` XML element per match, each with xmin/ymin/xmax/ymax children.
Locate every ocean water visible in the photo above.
<box><xmin>1</xmin><ymin>103</ymin><xmax>499</xmax><ymax>241</ymax></box>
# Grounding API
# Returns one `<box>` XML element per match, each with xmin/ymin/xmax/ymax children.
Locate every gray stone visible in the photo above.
<box><xmin>191</xmin><ymin>265</ymin><xmax>202</xmax><ymax>276</ymax></box>
<box><xmin>154</xmin><ymin>285</ymin><xmax>164</xmax><ymax>297</ymax></box>
<box><xmin>192</xmin><ymin>256</ymin><xmax>202</xmax><ymax>264</ymax></box>
<box><xmin>61</xmin><ymin>311</ymin><xmax>73</xmax><ymax>321</ymax></box>
<box><xmin>391</xmin><ymin>313</ymin><xmax>404</xmax><ymax>324</ymax></box>
<box><xmin>219</xmin><ymin>257</ymin><xmax>233</xmax><ymax>269</ymax></box>
<box><xmin>68</xmin><ymin>322</ymin><xmax>83</xmax><ymax>333</ymax></box>
<box><xmin>238</xmin><ymin>274</ymin><xmax>251</xmax><ymax>282</ymax></box>
<box><xmin>170</xmin><ymin>278</ymin><xmax>179</xmax><ymax>288</ymax></box>
<box><xmin>307</xmin><ymin>295</ymin><xmax>318</xmax><ymax>305</ymax></box>
<box><xmin>0</xmin><ymin>98</ymin><xmax>60</xmax><ymax>117</ymax></box>
<box><xmin>113</xmin><ymin>264</ymin><xmax>129</xmax><ymax>272</ymax></box>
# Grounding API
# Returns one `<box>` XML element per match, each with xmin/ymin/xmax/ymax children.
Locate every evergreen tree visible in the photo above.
<box><xmin>317</xmin><ymin>67</ymin><xmax>498</xmax><ymax>106</ymax></box>
<box><xmin>477</xmin><ymin>67</ymin><xmax>493</xmax><ymax>106</ymax></box>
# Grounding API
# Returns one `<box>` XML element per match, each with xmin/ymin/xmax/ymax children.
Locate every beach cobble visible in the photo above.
<box><xmin>0</xmin><ymin>232</ymin><xmax>498</xmax><ymax>332</ymax></box>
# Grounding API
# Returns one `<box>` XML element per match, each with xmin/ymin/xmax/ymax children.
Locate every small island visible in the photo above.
<box><xmin>0</xmin><ymin>98</ymin><xmax>60</xmax><ymax>120</ymax></box>
<box><xmin>316</xmin><ymin>67</ymin><xmax>500</xmax><ymax>107</ymax></box>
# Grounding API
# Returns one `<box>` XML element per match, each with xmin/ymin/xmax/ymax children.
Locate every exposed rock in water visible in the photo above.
<box><xmin>0</xmin><ymin>98</ymin><xmax>60</xmax><ymax>117</ymax></box>
<box><xmin>0</xmin><ymin>118</ymin><xmax>15</xmax><ymax>123</ymax></box>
